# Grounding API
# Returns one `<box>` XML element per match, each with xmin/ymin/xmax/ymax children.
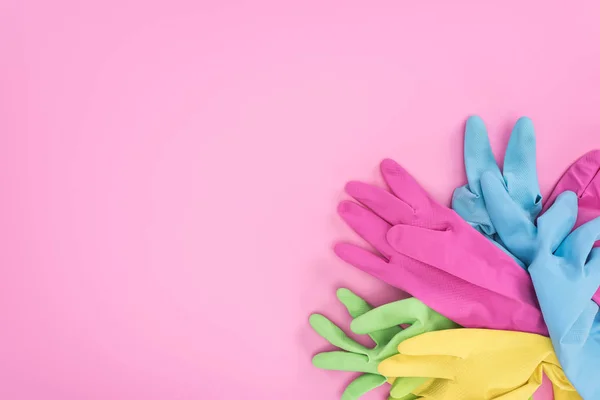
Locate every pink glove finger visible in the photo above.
<box><xmin>544</xmin><ymin>150</ymin><xmax>600</xmax><ymax>211</ymax></box>
<box><xmin>345</xmin><ymin>180</ymin><xmax>416</xmax><ymax>225</ymax></box>
<box><xmin>337</xmin><ymin>201</ymin><xmax>395</xmax><ymax>259</ymax></box>
<box><xmin>571</xmin><ymin>152</ymin><xmax>600</xmax><ymax>231</ymax></box>
<box><xmin>380</xmin><ymin>158</ymin><xmax>433</xmax><ymax>211</ymax></box>
<box><xmin>334</xmin><ymin>242</ymin><xmax>391</xmax><ymax>280</ymax></box>
<box><xmin>582</xmin><ymin>161</ymin><xmax>600</xmax><ymax>200</ymax></box>
<box><xmin>386</xmin><ymin>223</ymin><xmax>539</xmax><ymax>306</ymax></box>
<box><xmin>335</xmin><ymin>242</ymin><xmax>547</xmax><ymax>334</ymax></box>
<box><xmin>543</xmin><ymin>150</ymin><xmax>600</xmax><ymax>304</ymax></box>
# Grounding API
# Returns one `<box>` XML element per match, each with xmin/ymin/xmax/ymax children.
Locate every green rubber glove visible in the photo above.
<box><xmin>309</xmin><ymin>288</ymin><xmax>459</xmax><ymax>400</ymax></box>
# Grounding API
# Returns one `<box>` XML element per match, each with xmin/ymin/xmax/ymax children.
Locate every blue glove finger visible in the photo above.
<box><xmin>582</xmin><ymin>247</ymin><xmax>600</xmax><ymax>297</ymax></box>
<box><xmin>463</xmin><ymin>115</ymin><xmax>502</xmax><ymax>196</ymax></box>
<box><xmin>480</xmin><ymin>170</ymin><xmax>536</xmax><ymax>264</ymax></box>
<box><xmin>556</xmin><ymin>216</ymin><xmax>600</xmax><ymax>267</ymax></box>
<box><xmin>502</xmin><ymin>117</ymin><xmax>542</xmax><ymax>219</ymax></box>
<box><xmin>536</xmin><ymin>191</ymin><xmax>578</xmax><ymax>254</ymax></box>
<box><xmin>451</xmin><ymin>185</ymin><xmax>495</xmax><ymax>236</ymax></box>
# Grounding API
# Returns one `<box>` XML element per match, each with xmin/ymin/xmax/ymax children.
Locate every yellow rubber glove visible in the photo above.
<box><xmin>379</xmin><ymin>329</ymin><xmax>580</xmax><ymax>400</ymax></box>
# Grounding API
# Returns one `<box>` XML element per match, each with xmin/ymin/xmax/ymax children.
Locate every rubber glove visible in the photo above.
<box><xmin>527</xmin><ymin>191</ymin><xmax>600</xmax><ymax>400</ymax></box>
<box><xmin>544</xmin><ymin>149</ymin><xmax>600</xmax><ymax>233</ymax></box>
<box><xmin>379</xmin><ymin>329</ymin><xmax>580</xmax><ymax>400</ymax></box>
<box><xmin>335</xmin><ymin>158</ymin><xmax>547</xmax><ymax>335</ymax></box>
<box><xmin>481</xmin><ymin>163</ymin><xmax>600</xmax><ymax>305</ymax></box>
<box><xmin>310</xmin><ymin>288</ymin><xmax>459</xmax><ymax>400</ymax></box>
<box><xmin>452</xmin><ymin>116</ymin><xmax>541</xmax><ymax>267</ymax></box>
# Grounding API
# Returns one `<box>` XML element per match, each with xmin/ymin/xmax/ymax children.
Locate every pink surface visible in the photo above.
<box><xmin>2</xmin><ymin>1</ymin><xmax>600</xmax><ymax>399</ymax></box>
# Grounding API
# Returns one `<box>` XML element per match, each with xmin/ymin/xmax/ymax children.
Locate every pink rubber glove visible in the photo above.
<box><xmin>335</xmin><ymin>158</ymin><xmax>548</xmax><ymax>335</ymax></box>
<box><xmin>544</xmin><ymin>150</ymin><xmax>600</xmax><ymax>232</ymax></box>
<box><xmin>543</xmin><ymin>149</ymin><xmax>600</xmax><ymax>305</ymax></box>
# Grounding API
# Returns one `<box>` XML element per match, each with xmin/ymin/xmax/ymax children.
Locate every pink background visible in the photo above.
<box><xmin>2</xmin><ymin>1</ymin><xmax>600</xmax><ymax>399</ymax></box>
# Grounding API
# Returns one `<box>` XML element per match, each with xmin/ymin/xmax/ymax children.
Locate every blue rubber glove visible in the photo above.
<box><xmin>452</xmin><ymin>116</ymin><xmax>542</xmax><ymax>267</ymax></box>
<box><xmin>526</xmin><ymin>191</ymin><xmax>600</xmax><ymax>400</ymax></box>
<box><xmin>480</xmin><ymin>167</ymin><xmax>557</xmax><ymax>266</ymax></box>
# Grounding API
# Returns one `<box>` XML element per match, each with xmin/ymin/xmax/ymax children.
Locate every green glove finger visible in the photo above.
<box><xmin>351</xmin><ymin>298</ymin><xmax>421</xmax><ymax>334</ymax></box>
<box><xmin>388</xmin><ymin>394</ymin><xmax>421</xmax><ymax>400</ymax></box>
<box><xmin>370</xmin><ymin>324</ymin><xmax>404</xmax><ymax>349</ymax></box>
<box><xmin>352</xmin><ymin>299</ymin><xmax>433</xmax><ymax>359</ymax></box>
<box><xmin>375</xmin><ymin>306</ymin><xmax>459</xmax><ymax>359</ymax></box>
<box><xmin>337</xmin><ymin>288</ymin><xmax>373</xmax><ymax>318</ymax></box>
<box><xmin>341</xmin><ymin>373</ymin><xmax>387</xmax><ymax>400</ymax></box>
<box><xmin>338</xmin><ymin>288</ymin><xmax>403</xmax><ymax>346</ymax></box>
<box><xmin>352</xmin><ymin>298</ymin><xmax>458</xmax><ymax>336</ymax></box>
<box><xmin>309</xmin><ymin>314</ymin><xmax>369</xmax><ymax>355</ymax></box>
<box><xmin>312</xmin><ymin>351</ymin><xmax>379</xmax><ymax>374</ymax></box>
<box><xmin>375</xmin><ymin>327</ymin><xmax>425</xmax><ymax>361</ymax></box>
<box><xmin>389</xmin><ymin>377</ymin><xmax>429</xmax><ymax>399</ymax></box>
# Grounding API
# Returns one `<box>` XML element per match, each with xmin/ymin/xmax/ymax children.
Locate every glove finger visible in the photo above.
<box><xmin>312</xmin><ymin>351</ymin><xmax>379</xmax><ymax>374</ymax></box>
<box><xmin>451</xmin><ymin>185</ymin><xmax>495</xmax><ymax>236</ymax></box>
<box><xmin>378</xmin><ymin>354</ymin><xmax>457</xmax><ymax>380</ymax></box>
<box><xmin>341</xmin><ymin>373</ymin><xmax>387</xmax><ymax>400</ymax></box>
<box><xmin>351</xmin><ymin>298</ymin><xmax>421</xmax><ymax>334</ymax></box>
<box><xmin>390</xmin><ymin>377</ymin><xmax>430</xmax><ymax>399</ymax></box>
<box><xmin>334</xmin><ymin>243</ymin><xmax>393</xmax><ymax>284</ymax></box>
<box><xmin>379</xmin><ymin>159</ymin><xmax>434</xmax><ymax>211</ymax></box>
<box><xmin>502</xmin><ymin>117</ymin><xmax>542</xmax><ymax>216</ymax></box>
<box><xmin>337</xmin><ymin>288</ymin><xmax>402</xmax><ymax>346</ymax></box>
<box><xmin>309</xmin><ymin>314</ymin><xmax>369</xmax><ymax>355</ymax></box>
<box><xmin>557</xmin><ymin>216</ymin><xmax>600</xmax><ymax>267</ymax></box>
<box><xmin>536</xmin><ymin>191</ymin><xmax>578</xmax><ymax>253</ymax></box>
<box><xmin>480</xmin><ymin>170</ymin><xmax>537</xmax><ymax>263</ymax></box>
<box><xmin>338</xmin><ymin>200</ymin><xmax>395</xmax><ymax>259</ymax></box>
<box><xmin>386</xmin><ymin>224</ymin><xmax>494</xmax><ymax>290</ymax></box>
<box><xmin>351</xmin><ymin>298</ymin><xmax>446</xmax><ymax>360</ymax></box>
<box><xmin>398</xmin><ymin>329</ymin><xmax>549</xmax><ymax>360</ymax></box>
<box><xmin>387</xmin><ymin>222</ymin><xmax>538</xmax><ymax>304</ymax></box>
<box><xmin>584</xmin><ymin>247</ymin><xmax>600</xmax><ymax>298</ymax></box>
<box><xmin>345</xmin><ymin>180</ymin><xmax>416</xmax><ymax>225</ymax></box>
<box><xmin>389</xmin><ymin>377</ymin><xmax>429</xmax><ymax>399</ymax></box>
<box><xmin>388</xmin><ymin>395</ymin><xmax>421</xmax><ymax>400</ymax></box>
<box><xmin>337</xmin><ymin>288</ymin><xmax>373</xmax><ymax>319</ymax></box>
<box><xmin>350</xmin><ymin>306</ymin><xmax>425</xmax><ymax>360</ymax></box>
<box><xmin>385</xmin><ymin>224</ymin><xmax>452</xmax><ymax>268</ymax></box>
<box><xmin>463</xmin><ymin>115</ymin><xmax>501</xmax><ymax>197</ymax></box>
<box><xmin>543</xmin><ymin>363</ymin><xmax>584</xmax><ymax>395</ymax></box>
<box><xmin>368</xmin><ymin>325</ymin><xmax>403</xmax><ymax>350</ymax></box>
<box><xmin>544</xmin><ymin>150</ymin><xmax>600</xmax><ymax>213</ymax></box>
<box><xmin>396</xmin><ymin>330</ymin><xmax>467</xmax><ymax>357</ymax></box>
<box><xmin>581</xmin><ymin>158</ymin><xmax>600</xmax><ymax>219</ymax></box>
<box><xmin>352</xmin><ymin>298</ymin><xmax>456</xmax><ymax>335</ymax></box>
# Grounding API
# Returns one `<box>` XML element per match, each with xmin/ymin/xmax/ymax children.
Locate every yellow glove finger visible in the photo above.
<box><xmin>397</xmin><ymin>329</ymin><xmax>552</xmax><ymax>361</ymax></box>
<box><xmin>543</xmin><ymin>364</ymin><xmax>581</xmax><ymax>400</ymax></box>
<box><xmin>382</xmin><ymin>329</ymin><xmax>581</xmax><ymax>400</ymax></box>
<box><xmin>378</xmin><ymin>354</ymin><xmax>458</xmax><ymax>379</ymax></box>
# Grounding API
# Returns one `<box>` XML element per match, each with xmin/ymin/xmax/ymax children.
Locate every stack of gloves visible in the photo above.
<box><xmin>309</xmin><ymin>116</ymin><xmax>600</xmax><ymax>400</ymax></box>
